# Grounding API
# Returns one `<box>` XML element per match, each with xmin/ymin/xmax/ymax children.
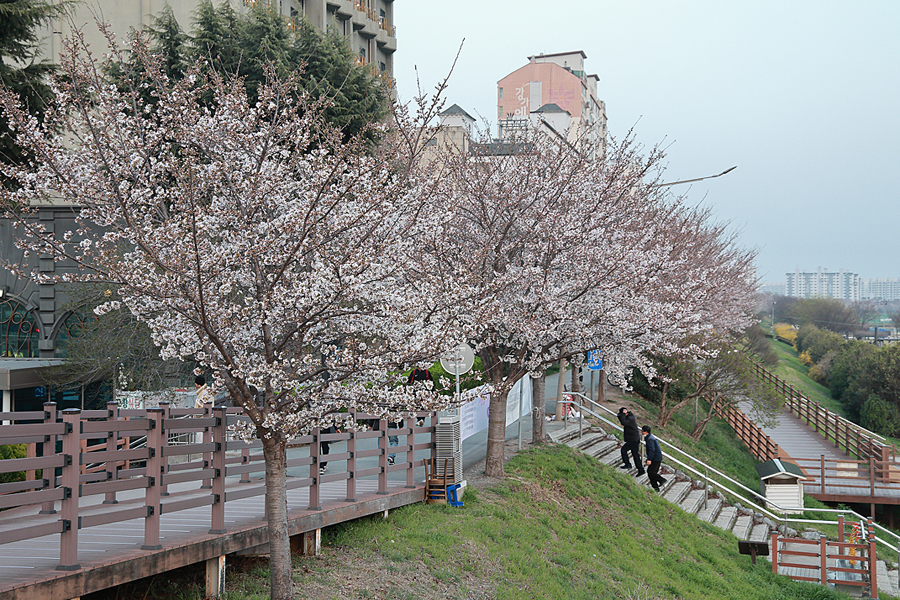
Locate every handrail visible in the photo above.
<box><xmin>558</xmin><ymin>392</ymin><xmax>900</xmax><ymax>560</ymax></box>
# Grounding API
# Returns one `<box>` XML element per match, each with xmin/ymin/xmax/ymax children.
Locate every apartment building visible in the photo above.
<box><xmin>785</xmin><ymin>269</ymin><xmax>861</xmax><ymax>301</ymax></box>
<box><xmin>862</xmin><ymin>278</ymin><xmax>900</xmax><ymax>301</ymax></box>
<box><xmin>496</xmin><ymin>51</ymin><xmax>607</xmax><ymax>158</ymax></box>
<box><xmin>41</xmin><ymin>0</ymin><xmax>396</xmax><ymax>77</ymax></box>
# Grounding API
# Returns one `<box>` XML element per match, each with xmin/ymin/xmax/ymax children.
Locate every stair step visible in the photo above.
<box><xmin>586</xmin><ymin>439</ymin><xmax>619</xmax><ymax>460</ymax></box>
<box><xmin>696</xmin><ymin>498</ymin><xmax>723</xmax><ymax>523</ymax></box>
<box><xmin>662</xmin><ymin>481</ymin><xmax>691</xmax><ymax>504</ymax></box>
<box><xmin>749</xmin><ymin>523</ymin><xmax>770</xmax><ymax>543</ymax></box>
<box><xmin>731</xmin><ymin>515</ymin><xmax>753</xmax><ymax>540</ymax></box>
<box><xmin>713</xmin><ymin>506</ymin><xmax>738</xmax><ymax>532</ymax></box>
<box><xmin>679</xmin><ymin>489</ymin><xmax>706</xmax><ymax>516</ymax></box>
<box><xmin>564</xmin><ymin>431</ymin><xmax>608</xmax><ymax>451</ymax></box>
<box><xmin>599</xmin><ymin>449</ymin><xmax>627</xmax><ymax>467</ymax></box>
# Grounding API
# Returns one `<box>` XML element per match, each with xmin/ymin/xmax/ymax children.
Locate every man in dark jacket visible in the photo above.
<box><xmin>617</xmin><ymin>407</ymin><xmax>644</xmax><ymax>475</ymax></box>
<box><xmin>642</xmin><ymin>425</ymin><xmax>667</xmax><ymax>492</ymax></box>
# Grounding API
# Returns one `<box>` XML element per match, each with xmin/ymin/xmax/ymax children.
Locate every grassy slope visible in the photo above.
<box><xmin>297</xmin><ymin>445</ymin><xmax>852</xmax><ymax>600</ymax></box>
<box><xmin>768</xmin><ymin>338</ymin><xmax>845</xmax><ymax>414</ymax></box>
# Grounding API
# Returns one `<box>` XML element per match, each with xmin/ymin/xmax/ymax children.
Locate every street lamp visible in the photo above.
<box><xmin>659</xmin><ymin>166</ymin><xmax>737</xmax><ymax>188</ymax></box>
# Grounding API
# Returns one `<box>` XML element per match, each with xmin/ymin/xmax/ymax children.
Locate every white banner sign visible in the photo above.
<box><xmin>460</xmin><ymin>376</ymin><xmax>533</xmax><ymax>441</ymax></box>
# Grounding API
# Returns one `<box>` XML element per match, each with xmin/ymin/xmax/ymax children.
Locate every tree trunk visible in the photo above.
<box><xmin>532</xmin><ymin>373</ymin><xmax>546</xmax><ymax>444</ymax></box>
<box><xmin>261</xmin><ymin>433</ymin><xmax>293</xmax><ymax>600</ymax></box>
<box><xmin>485</xmin><ymin>387</ymin><xmax>509</xmax><ymax>477</ymax></box>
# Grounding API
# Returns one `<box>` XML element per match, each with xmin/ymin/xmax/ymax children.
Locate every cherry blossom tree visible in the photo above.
<box><xmin>0</xmin><ymin>26</ymin><xmax>460</xmax><ymax>599</ymax></box>
<box><xmin>428</xmin><ymin>127</ymin><xmax>758</xmax><ymax>476</ymax></box>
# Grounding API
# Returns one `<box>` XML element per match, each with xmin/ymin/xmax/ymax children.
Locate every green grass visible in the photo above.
<box><xmin>767</xmin><ymin>339</ymin><xmax>845</xmax><ymax>415</ymax></box>
<box><xmin>308</xmin><ymin>445</ymin><xmax>856</xmax><ymax>600</ymax></box>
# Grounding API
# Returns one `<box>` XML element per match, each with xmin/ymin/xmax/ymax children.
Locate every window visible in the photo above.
<box><xmin>0</xmin><ymin>297</ymin><xmax>39</xmax><ymax>357</ymax></box>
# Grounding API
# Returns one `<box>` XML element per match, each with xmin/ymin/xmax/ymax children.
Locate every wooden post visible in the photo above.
<box><xmin>820</xmin><ymin>537</ymin><xmax>828</xmax><ymax>585</ymax></box>
<box><xmin>205</xmin><ymin>555</ymin><xmax>226</xmax><ymax>599</ymax></box>
<box><xmin>838</xmin><ymin>515</ymin><xmax>845</xmax><ymax>542</ymax></box>
<box><xmin>771</xmin><ymin>531</ymin><xmax>779</xmax><ymax>573</ymax></box>
<box><xmin>821</xmin><ymin>455</ymin><xmax>826</xmax><ymax>494</ymax></box>
<box><xmin>142</xmin><ymin>408</ymin><xmax>164</xmax><ymax>550</ymax></box>
<box><xmin>405</xmin><ymin>418</ymin><xmax>415</xmax><ymax>489</ymax></box>
<box><xmin>40</xmin><ymin>402</ymin><xmax>57</xmax><ymax>514</ymax></box>
<box><xmin>308</xmin><ymin>427</ymin><xmax>321</xmax><ymax>511</ymax></box>
<box><xmin>346</xmin><ymin>411</ymin><xmax>357</xmax><ymax>502</ymax></box>
<box><xmin>104</xmin><ymin>401</ymin><xmax>119</xmax><ymax>504</ymax></box>
<box><xmin>868</xmin><ymin>518</ymin><xmax>878</xmax><ymax>599</ymax></box>
<box><xmin>201</xmin><ymin>402</ymin><xmax>213</xmax><ymax>489</ymax></box>
<box><xmin>209</xmin><ymin>407</ymin><xmax>227</xmax><ymax>534</ymax></box>
<box><xmin>57</xmin><ymin>409</ymin><xmax>81</xmax><ymax>571</ymax></box>
<box><xmin>377</xmin><ymin>419</ymin><xmax>388</xmax><ymax>495</ymax></box>
<box><xmin>870</xmin><ymin>456</ymin><xmax>876</xmax><ymax>499</ymax></box>
<box><xmin>159</xmin><ymin>402</ymin><xmax>170</xmax><ymax>497</ymax></box>
<box><xmin>240</xmin><ymin>447</ymin><xmax>250</xmax><ymax>483</ymax></box>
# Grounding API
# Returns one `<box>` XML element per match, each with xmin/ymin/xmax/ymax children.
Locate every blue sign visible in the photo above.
<box><xmin>587</xmin><ymin>350</ymin><xmax>603</xmax><ymax>371</ymax></box>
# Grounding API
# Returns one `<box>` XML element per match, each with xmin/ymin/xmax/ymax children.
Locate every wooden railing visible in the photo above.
<box><xmin>0</xmin><ymin>402</ymin><xmax>436</xmax><ymax>570</ymax></box>
<box><xmin>791</xmin><ymin>455</ymin><xmax>900</xmax><ymax>496</ymax></box>
<box><xmin>771</xmin><ymin>517</ymin><xmax>877</xmax><ymax>597</ymax></box>
<box><xmin>748</xmin><ymin>360</ymin><xmax>893</xmax><ymax>469</ymax></box>
<box><xmin>715</xmin><ymin>403</ymin><xmax>781</xmax><ymax>462</ymax></box>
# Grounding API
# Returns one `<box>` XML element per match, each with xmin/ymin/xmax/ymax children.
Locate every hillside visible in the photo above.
<box><xmin>253</xmin><ymin>445</ymin><xmax>852</xmax><ymax>600</ymax></box>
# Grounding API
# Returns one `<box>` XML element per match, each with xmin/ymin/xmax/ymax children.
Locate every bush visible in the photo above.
<box><xmin>860</xmin><ymin>394</ymin><xmax>900</xmax><ymax>437</ymax></box>
<box><xmin>774</xmin><ymin>323</ymin><xmax>797</xmax><ymax>347</ymax></box>
<box><xmin>0</xmin><ymin>444</ymin><xmax>26</xmax><ymax>484</ymax></box>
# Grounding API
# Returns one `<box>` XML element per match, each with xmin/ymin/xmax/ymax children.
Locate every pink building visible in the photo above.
<box><xmin>497</xmin><ymin>51</ymin><xmax>606</xmax><ymax>156</ymax></box>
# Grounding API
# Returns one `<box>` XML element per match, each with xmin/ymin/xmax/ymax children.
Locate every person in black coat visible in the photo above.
<box><xmin>642</xmin><ymin>425</ymin><xmax>667</xmax><ymax>492</ymax></box>
<box><xmin>617</xmin><ymin>407</ymin><xmax>644</xmax><ymax>475</ymax></box>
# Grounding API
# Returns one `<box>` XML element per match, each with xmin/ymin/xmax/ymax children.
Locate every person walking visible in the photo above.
<box><xmin>617</xmin><ymin>407</ymin><xmax>644</xmax><ymax>475</ymax></box>
<box><xmin>641</xmin><ymin>425</ymin><xmax>667</xmax><ymax>492</ymax></box>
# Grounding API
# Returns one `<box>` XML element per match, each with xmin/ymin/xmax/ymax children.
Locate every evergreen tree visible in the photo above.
<box><xmin>188</xmin><ymin>1</ymin><xmax>387</xmax><ymax>140</ymax></box>
<box><xmin>0</xmin><ymin>0</ymin><xmax>62</xmax><ymax>169</ymax></box>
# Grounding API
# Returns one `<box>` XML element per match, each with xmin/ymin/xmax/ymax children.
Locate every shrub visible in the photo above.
<box><xmin>0</xmin><ymin>444</ymin><xmax>27</xmax><ymax>484</ymax></box>
<box><xmin>860</xmin><ymin>394</ymin><xmax>900</xmax><ymax>437</ymax></box>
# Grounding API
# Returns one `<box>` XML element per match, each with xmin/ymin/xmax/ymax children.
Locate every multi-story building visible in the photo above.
<box><xmin>785</xmin><ymin>269</ymin><xmax>861</xmax><ymax>301</ymax></box>
<box><xmin>40</xmin><ymin>0</ymin><xmax>396</xmax><ymax>78</ymax></box>
<box><xmin>496</xmin><ymin>51</ymin><xmax>607</xmax><ymax>158</ymax></box>
<box><xmin>862</xmin><ymin>278</ymin><xmax>900</xmax><ymax>301</ymax></box>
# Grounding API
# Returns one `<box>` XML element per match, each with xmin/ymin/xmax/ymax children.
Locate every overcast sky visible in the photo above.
<box><xmin>393</xmin><ymin>1</ymin><xmax>899</xmax><ymax>283</ymax></box>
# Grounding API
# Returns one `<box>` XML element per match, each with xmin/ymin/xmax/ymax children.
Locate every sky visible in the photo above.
<box><xmin>393</xmin><ymin>1</ymin><xmax>900</xmax><ymax>283</ymax></box>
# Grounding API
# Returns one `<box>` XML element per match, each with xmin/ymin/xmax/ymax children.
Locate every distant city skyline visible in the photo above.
<box><xmin>394</xmin><ymin>1</ymin><xmax>900</xmax><ymax>282</ymax></box>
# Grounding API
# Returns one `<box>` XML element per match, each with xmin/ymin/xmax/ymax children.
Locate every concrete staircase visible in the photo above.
<box><xmin>549</xmin><ymin>426</ymin><xmax>900</xmax><ymax>598</ymax></box>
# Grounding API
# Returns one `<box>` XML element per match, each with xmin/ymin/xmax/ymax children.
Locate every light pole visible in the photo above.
<box><xmin>659</xmin><ymin>166</ymin><xmax>737</xmax><ymax>188</ymax></box>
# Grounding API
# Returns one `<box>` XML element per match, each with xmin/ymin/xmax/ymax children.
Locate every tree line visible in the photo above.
<box><xmin>1</xmin><ymin>5</ymin><xmax>757</xmax><ymax>599</ymax></box>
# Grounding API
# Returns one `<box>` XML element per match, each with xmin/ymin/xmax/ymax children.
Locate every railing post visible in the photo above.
<box><xmin>838</xmin><ymin>515</ymin><xmax>845</xmax><ymax>542</ymax></box>
<box><xmin>405</xmin><ymin>417</ymin><xmax>415</xmax><ymax>489</ymax></box>
<box><xmin>821</xmin><ymin>455</ymin><xmax>826</xmax><ymax>494</ymax></box>
<box><xmin>142</xmin><ymin>408</ymin><xmax>164</xmax><ymax>550</ymax></box>
<box><xmin>377</xmin><ymin>419</ymin><xmax>388</xmax><ymax>495</ymax></box>
<box><xmin>308</xmin><ymin>427</ymin><xmax>321</xmax><ymax>510</ymax></box>
<box><xmin>201</xmin><ymin>401</ymin><xmax>213</xmax><ymax>489</ymax></box>
<box><xmin>820</xmin><ymin>537</ymin><xmax>828</xmax><ymax>585</ymax></box>
<box><xmin>345</xmin><ymin>410</ymin><xmax>357</xmax><ymax>502</ymax></box>
<box><xmin>880</xmin><ymin>445</ymin><xmax>890</xmax><ymax>483</ymax></box>
<box><xmin>870</xmin><ymin>456</ymin><xmax>876</xmax><ymax>499</ymax></box>
<box><xmin>209</xmin><ymin>407</ymin><xmax>226</xmax><ymax>534</ymax></box>
<box><xmin>868</xmin><ymin>518</ymin><xmax>878</xmax><ymax>599</ymax></box>
<box><xmin>159</xmin><ymin>401</ymin><xmax>171</xmax><ymax>496</ymax></box>
<box><xmin>104</xmin><ymin>400</ymin><xmax>120</xmax><ymax>504</ymax></box>
<box><xmin>240</xmin><ymin>446</ymin><xmax>250</xmax><ymax>484</ymax></box>
<box><xmin>40</xmin><ymin>402</ymin><xmax>58</xmax><ymax>514</ymax></box>
<box><xmin>771</xmin><ymin>531</ymin><xmax>779</xmax><ymax>574</ymax></box>
<box><xmin>57</xmin><ymin>408</ymin><xmax>81</xmax><ymax>571</ymax></box>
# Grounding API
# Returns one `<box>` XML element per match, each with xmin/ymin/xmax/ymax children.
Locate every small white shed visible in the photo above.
<box><xmin>756</xmin><ymin>459</ymin><xmax>806</xmax><ymax>514</ymax></box>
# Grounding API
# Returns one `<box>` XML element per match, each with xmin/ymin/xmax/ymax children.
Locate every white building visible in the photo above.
<box><xmin>785</xmin><ymin>269</ymin><xmax>860</xmax><ymax>301</ymax></box>
<box><xmin>861</xmin><ymin>278</ymin><xmax>900</xmax><ymax>301</ymax></box>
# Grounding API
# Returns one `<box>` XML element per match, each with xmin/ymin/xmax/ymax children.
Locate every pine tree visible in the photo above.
<box><xmin>0</xmin><ymin>0</ymin><xmax>62</xmax><ymax>169</ymax></box>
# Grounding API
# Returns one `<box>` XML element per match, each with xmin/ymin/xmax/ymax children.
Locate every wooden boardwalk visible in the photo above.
<box><xmin>0</xmin><ymin>473</ymin><xmax>426</xmax><ymax>599</ymax></box>
<box><xmin>0</xmin><ymin>405</ymin><xmax>443</xmax><ymax>599</ymax></box>
<box><xmin>740</xmin><ymin>401</ymin><xmax>900</xmax><ymax>508</ymax></box>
